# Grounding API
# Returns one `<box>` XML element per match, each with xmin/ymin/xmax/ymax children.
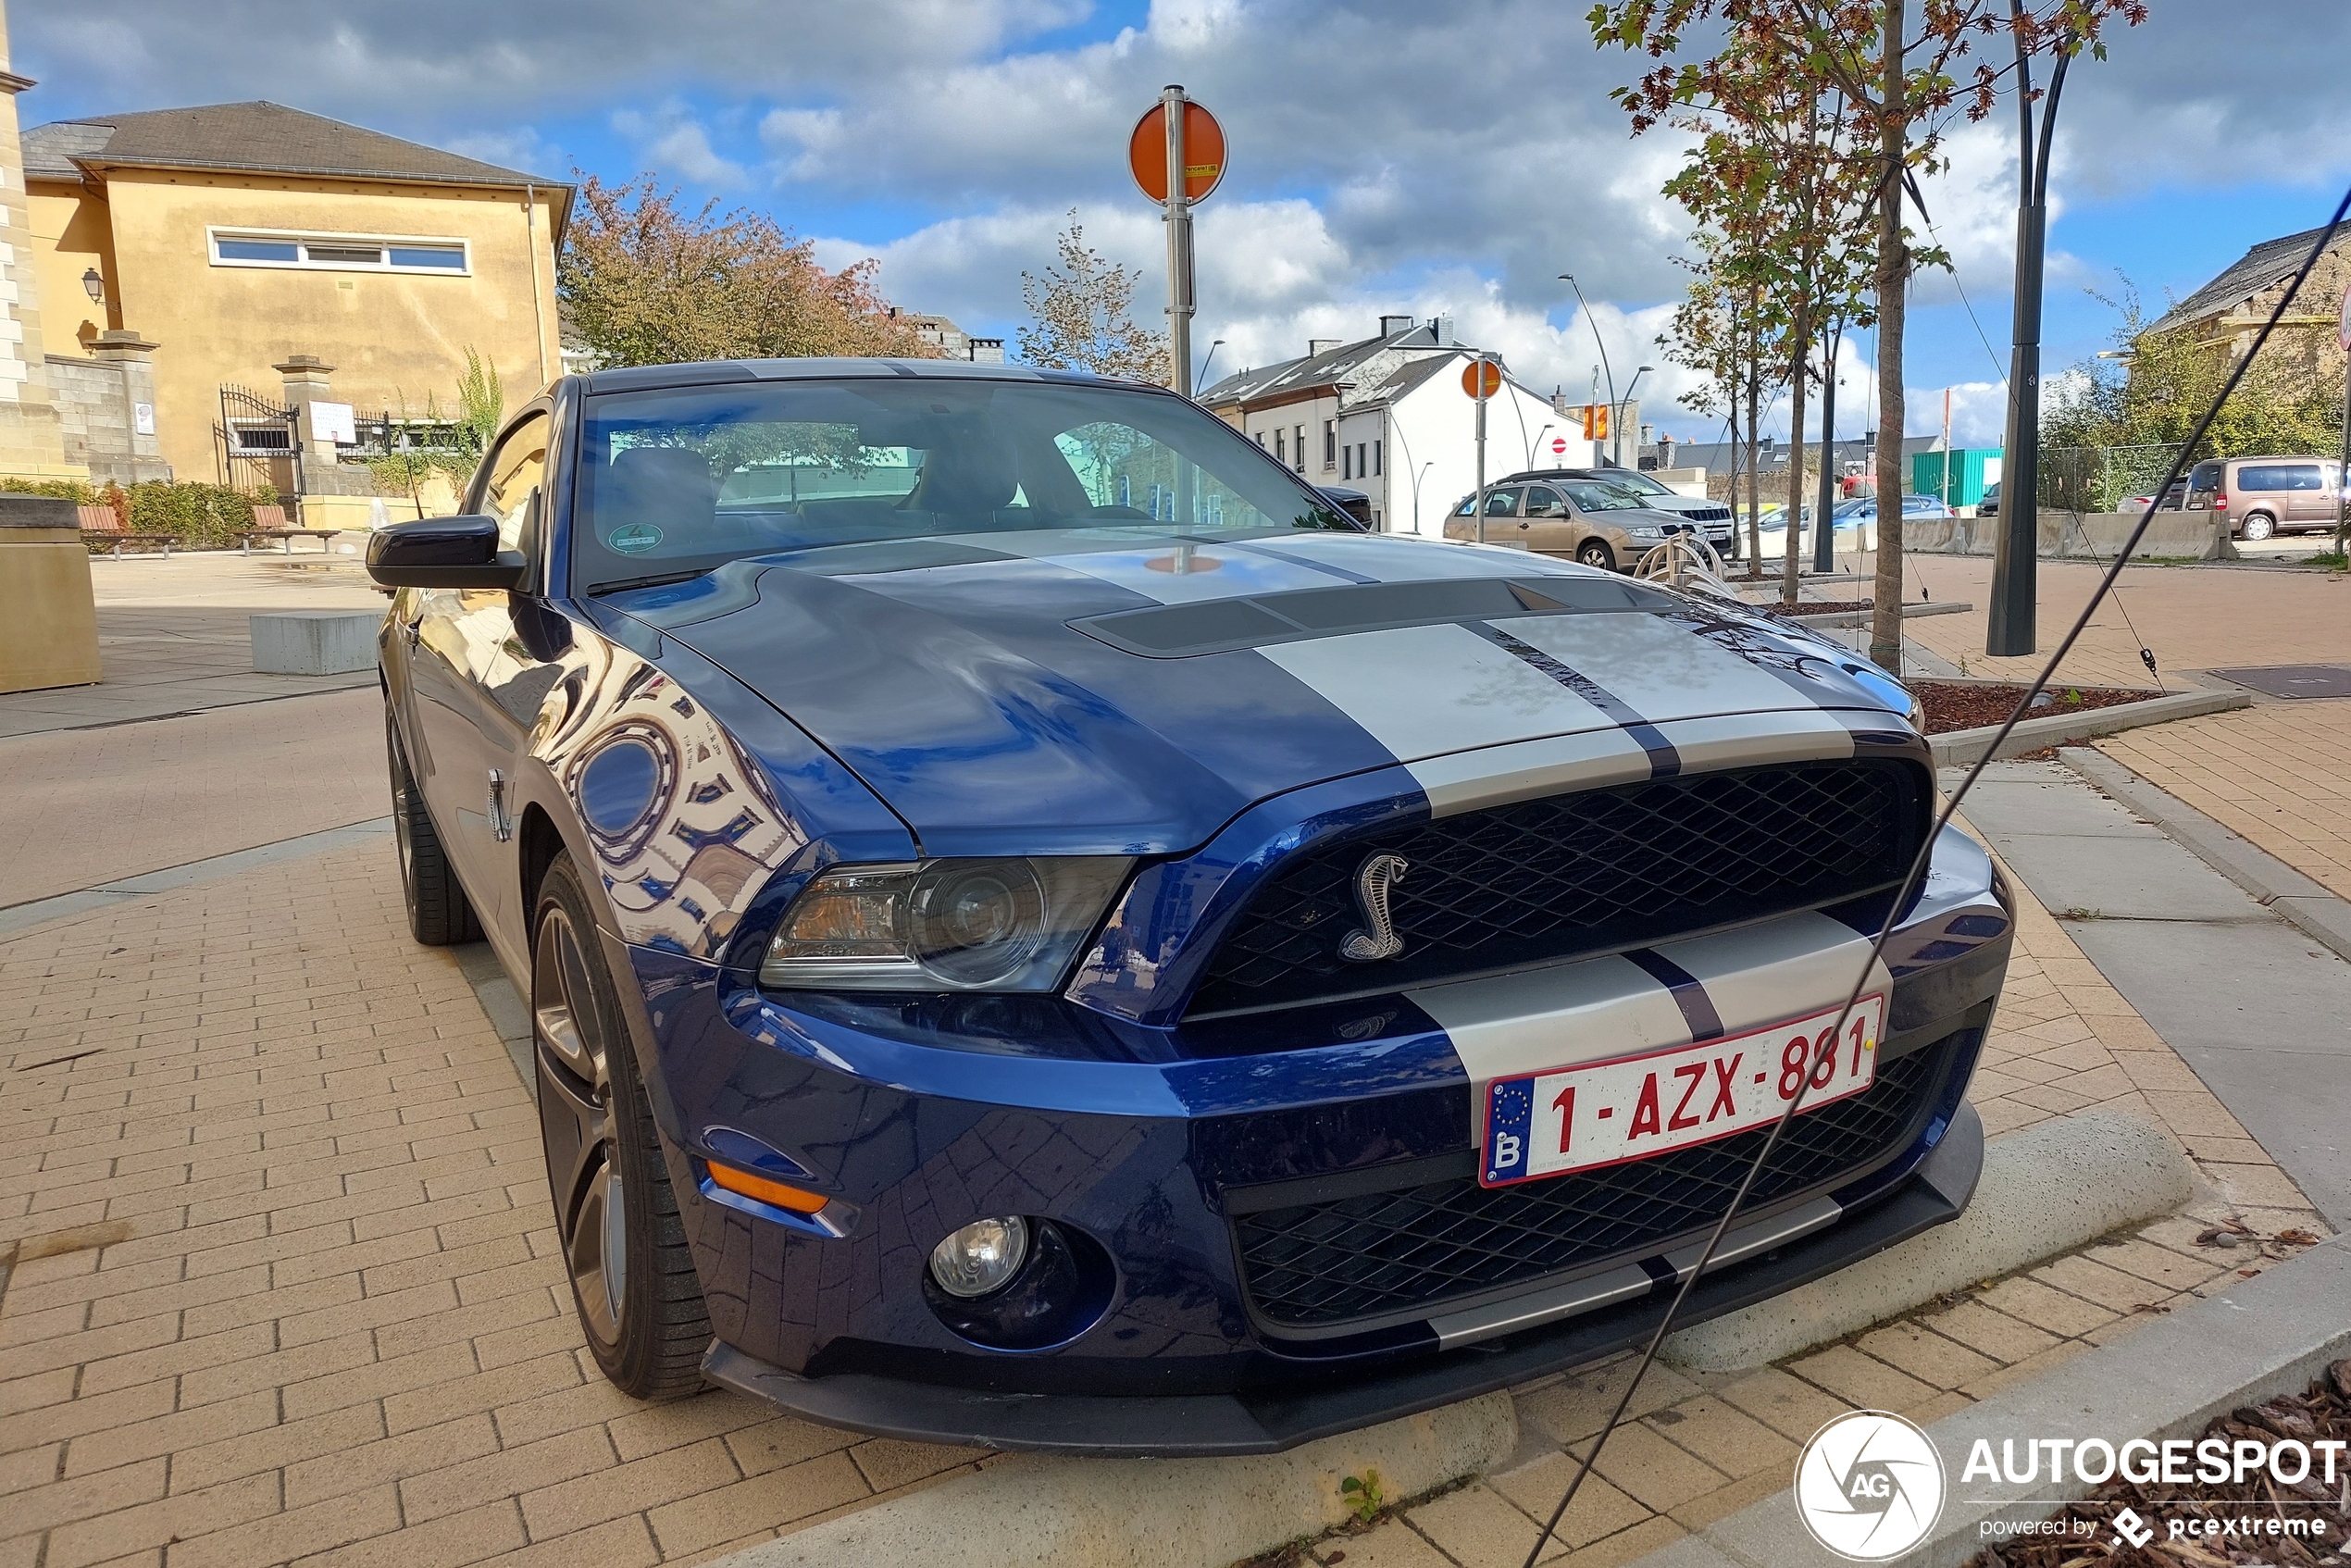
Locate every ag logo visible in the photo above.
<box><xmin>1793</xmin><ymin>1411</ymin><xmax>1945</xmax><ymax>1561</ymax></box>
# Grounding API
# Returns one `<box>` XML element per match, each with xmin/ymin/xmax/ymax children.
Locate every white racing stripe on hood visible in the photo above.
<box><xmin>1406</xmin><ymin>710</ymin><xmax>1853</xmax><ymax>817</ymax></box>
<box><xmin>1410</xmin><ymin>954</ymin><xmax>1690</xmax><ymax>1091</ymax></box>
<box><xmin>1408</xmin><ymin>907</ymin><xmax>1896</xmax><ymax>1119</ymax></box>
<box><xmin>1651</xmin><ymin>911</ymin><xmax>1896</xmax><ymax>1040</ymax></box>
<box><xmin>1503</xmin><ymin>611</ymin><xmax>1824</xmax><ymax>721</ymax></box>
<box><xmin>1261</xmin><ymin>622</ymin><xmax>1620</xmax><ymax>762</ymax></box>
<box><xmin>963</xmin><ymin>529</ymin><xmax>1355</xmax><ymax>604</ymax></box>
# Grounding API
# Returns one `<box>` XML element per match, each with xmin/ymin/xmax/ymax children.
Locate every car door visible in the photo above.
<box><xmin>1516</xmin><ymin>485</ymin><xmax>1581</xmax><ymax>554</ymax></box>
<box><xmin>2283</xmin><ymin>463</ymin><xmax>2330</xmax><ymax>527</ymax></box>
<box><xmin>1469</xmin><ymin>486</ymin><xmax>1525</xmax><ymax>546</ymax></box>
<box><xmin>406</xmin><ymin>407</ymin><xmax>558</xmax><ymax>948</ymax></box>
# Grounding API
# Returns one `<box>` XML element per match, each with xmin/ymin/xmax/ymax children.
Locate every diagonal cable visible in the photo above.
<box><xmin>1518</xmin><ymin>181</ymin><xmax>2351</xmax><ymax>1568</ymax></box>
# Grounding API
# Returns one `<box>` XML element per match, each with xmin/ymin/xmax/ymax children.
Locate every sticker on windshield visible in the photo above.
<box><xmin>608</xmin><ymin>523</ymin><xmax>663</xmax><ymax>554</ymax></box>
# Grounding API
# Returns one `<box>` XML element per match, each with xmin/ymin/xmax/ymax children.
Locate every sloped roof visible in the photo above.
<box><xmin>1200</xmin><ymin>321</ymin><xmax>1443</xmax><ymax>407</ymax></box>
<box><xmin>1367</xmin><ymin>353</ymin><xmax>1463</xmax><ymax>402</ymax></box>
<box><xmin>24</xmin><ymin>101</ymin><xmax>565</xmax><ymax>194</ymax></box>
<box><xmin>2149</xmin><ymin>224</ymin><xmax>2348</xmax><ymax>335</ymax></box>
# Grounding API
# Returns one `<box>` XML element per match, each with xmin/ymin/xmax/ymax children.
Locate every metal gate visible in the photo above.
<box><xmin>214</xmin><ymin>384</ymin><xmax>303</xmax><ymax>494</ymax></box>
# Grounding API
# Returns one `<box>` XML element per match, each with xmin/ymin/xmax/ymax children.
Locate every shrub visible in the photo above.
<box><xmin>120</xmin><ymin>481</ymin><xmax>263</xmax><ymax>549</ymax></box>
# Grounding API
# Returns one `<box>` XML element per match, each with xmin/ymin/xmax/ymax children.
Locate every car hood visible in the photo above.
<box><xmin>596</xmin><ymin>528</ymin><xmax>1906</xmax><ymax>857</ymax></box>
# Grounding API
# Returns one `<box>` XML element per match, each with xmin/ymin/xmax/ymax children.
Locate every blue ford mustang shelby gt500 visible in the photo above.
<box><xmin>369</xmin><ymin>357</ymin><xmax>2009</xmax><ymax>1455</ymax></box>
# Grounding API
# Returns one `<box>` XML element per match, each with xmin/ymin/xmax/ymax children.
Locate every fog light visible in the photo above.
<box><xmin>928</xmin><ymin>1216</ymin><xmax>1028</xmax><ymax>1299</ymax></box>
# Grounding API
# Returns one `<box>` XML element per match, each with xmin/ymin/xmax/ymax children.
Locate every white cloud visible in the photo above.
<box><xmin>613</xmin><ymin>105</ymin><xmax>745</xmax><ymax>188</ymax></box>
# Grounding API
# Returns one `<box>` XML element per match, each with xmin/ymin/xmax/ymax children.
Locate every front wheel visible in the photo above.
<box><xmin>2240</xmin><ymin>513</ymin><xmax>2275</xmax><ymax>541</ymax></box>
<box><xmin>388</xmin><ymin>710</ymin><xmax>479</xmax><ymax>946</ymax></box>
<box><xmin>1576</xmin><ymin>539</ymin><xmax>1616</xmax><ymax>571</ymax></box>
<box><xmin>532</xmin><ymin>852</ymin><xmax>711</xmax><ymax>1400</ymax></box>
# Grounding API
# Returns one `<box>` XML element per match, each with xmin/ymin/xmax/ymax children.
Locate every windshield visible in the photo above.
<box><xmin>1604</xmin><ymin>471</ymin><xmax>1673</xmax><ymax>497</ymax></box>
<box><xmin>570</xmin><ymin>377</ymin><xmax>1358</xmax><ymax>592</ymax></box>
<box><xmin>1560</xmin><ymin>479</ymin><xmax>1652</xmax><ymax>512</ymax></box>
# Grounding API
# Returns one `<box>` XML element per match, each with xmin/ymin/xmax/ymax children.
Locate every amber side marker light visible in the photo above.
<box><xmin>705</xmin><ymin>1161</ymin><xmax>828</xmax><ymax>1214</ymax></box>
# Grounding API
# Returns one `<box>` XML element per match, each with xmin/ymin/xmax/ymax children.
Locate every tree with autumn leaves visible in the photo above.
<box><xmin>1591</xmin><ymin>0</ymin><xmax>2144</xmax><ymax>666</ymax></box>
<box><xmin>559</xmin><ymin>174</ymin><xmax>937</xmax><ymax>368</ymax></box>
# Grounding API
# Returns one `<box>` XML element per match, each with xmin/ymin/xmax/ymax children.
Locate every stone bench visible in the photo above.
<box><xmin>251</xmin><ymin>610</ymin><xmax>383</xmax><ymax>676</ymax></box>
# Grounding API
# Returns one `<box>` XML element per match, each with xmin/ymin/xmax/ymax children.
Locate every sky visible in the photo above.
<box><xmin>19</xmin><ymin>0</ymin><xmax>2351</xmax><ymax>451</ymax></box>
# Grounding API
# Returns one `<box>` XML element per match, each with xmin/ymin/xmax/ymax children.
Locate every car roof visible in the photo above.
<box><xmin>575</xmin><ymin>357</ymin><xmax>1162</xmax><ymax>396</ymax></box>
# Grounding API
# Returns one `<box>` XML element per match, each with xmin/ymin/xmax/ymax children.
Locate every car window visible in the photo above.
<box><xmin>2188</xmin><ymin>462</ymin><xmax>2223</xmax><ymax>491</ymax></box>
<box><xmin>2235</xmin><ymin>463</ymin><xmax>2322</xmax><ymax>492</ymax></box>
<box><xmin>1560</xmin><ymin>479</ymin><xmax>1648</xmax><ymax>512</ymax></box>
<box><xmin>1607</xmin><ymin>471</ymin><xmax>1672</xmax><ymax>497</ymax></box>
<box><xmin>571</xmin><ymin>379</ymin><xmax>1359</xmax><ymax>591</ymax></box>
<box><xmin>1524</xmin><ymin>486</ymin><xmax>1567</xmax><ymax>518</ymax></box>
<box><xmin>1484</xmin><ymin>488</ymin><xmax>1521</xmax><ymax>516</ymax></box>
<box><xmin>480</xmin><ymin>411</ymin><xmax>551</xmax><ymax>556</ymax></box>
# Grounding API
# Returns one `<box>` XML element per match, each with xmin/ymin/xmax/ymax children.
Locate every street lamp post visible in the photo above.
<box><xmin>1197</xmin><ymin>338</ymin><xmax>1225</xmax><ymax>392</ymax></box>
<box><xmin>1620</xmin><ymin>365</ymin><xmax>1654</xmax><ymax>467</ymax></box>
<box><xmin>1985</xmin><ymin>15</ymin><xmax>2073</xmax><ymax>657</ymax></box>
<box><xmin>1561</xmin><ymin>274</ymin><xmax>1617</xmax><ymax>467</ymax></box>
<box><xmin>1412</xmin><ymin>461</ymin><xmax>1436</xmax><ymax>534</ymax></box>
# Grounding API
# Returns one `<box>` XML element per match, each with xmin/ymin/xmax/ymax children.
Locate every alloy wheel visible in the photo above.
<box><xmin>534</xmin><ymin>905</ymin><xmax>628</xmax><ymax>1348</ymax></box>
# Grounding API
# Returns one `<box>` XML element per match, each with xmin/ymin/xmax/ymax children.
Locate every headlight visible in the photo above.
<box><xmin>929</xmin><ymin>1216</ymin><xmax>1029</xmax><ymax>1299</ymax></box>
<box><xmin>759</xmin><ymin>857</ymin><xmax>1132</xmax><ymax>991</ymax></box>
<box><xmin>1626</xmin><ymin>526</ymin><xmax>1666</xmax><ymax>541</ymax></box>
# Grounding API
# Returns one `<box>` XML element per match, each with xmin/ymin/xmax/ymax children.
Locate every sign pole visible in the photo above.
<box><xmin>1162</xmin><ymin>84</ymin><xmax>1194</xmax><ymax>398</ymax></box>
<box><xmin>1474</xmin><ymin>358</ymin><xmax>1490</xmax><ymax>544</ymax></box>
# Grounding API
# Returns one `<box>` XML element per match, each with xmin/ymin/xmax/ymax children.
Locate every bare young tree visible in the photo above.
<box><xmin>1018</xmin><ymin>213</ymin><xmax>1170</xmax><ymax>382</ymax></box>
<box><xmin>559</xmin><ymin>174</ymin><xmax>934</xmax><ymax>367</ymax></box>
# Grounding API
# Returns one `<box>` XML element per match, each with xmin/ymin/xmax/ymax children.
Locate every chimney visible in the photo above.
<box><xmin>1379</xmin><ymin>314</ymin><xmax>1415</xmax><ymax>338</ymax></box>
<box><xmin>1307</xmin><ymin>339</ymin><xmax>1342</xmax><ymax>355</ymax></box>
<box><xmin>1429</xmin><ymin>316</ymin><xmax>1456</xmax><ymax>347</ymax></box>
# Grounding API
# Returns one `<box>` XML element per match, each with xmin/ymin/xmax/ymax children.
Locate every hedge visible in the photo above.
<box><xmin>0</xmin><ymin>477</ymin><xmax>278</xmax><ymax>552</ymax></box>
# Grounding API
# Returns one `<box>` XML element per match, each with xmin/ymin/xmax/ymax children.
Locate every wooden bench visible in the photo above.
<box><xmin>78</xmin><ymin>503</ymin><xmax>179</xmax><ymax>558</ymax></box>
<box><xmin>233</xmin><ymin>504</ymin><xmax>340</xmax><ymax>555</ymax></box>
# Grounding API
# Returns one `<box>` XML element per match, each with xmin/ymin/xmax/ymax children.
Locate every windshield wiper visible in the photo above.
<box><xmin>588</xmin><ymin>567</ymin><xmax>716</xmax><ymax>596</ymax></box>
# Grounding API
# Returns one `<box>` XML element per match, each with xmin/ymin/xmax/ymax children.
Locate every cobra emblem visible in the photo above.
<box><xmin>1338</xmin><ymin>853</ymin><xmax>1410</xmax><ymax>963</ymax></box>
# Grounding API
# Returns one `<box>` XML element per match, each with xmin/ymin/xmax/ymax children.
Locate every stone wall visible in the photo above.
<box><xmin>46</xmin><ymin>354</ymin><xmax>171</xmax><ymax>485</ymax></box>
<box><xmin>1907</xmin><ymin>509</ymin><xmax>2232</xmax><ymax>561</ymax></box>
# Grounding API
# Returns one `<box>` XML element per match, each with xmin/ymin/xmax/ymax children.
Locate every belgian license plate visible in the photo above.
<box><xmin>1479</xmin><ymin>995</ymin><xmax>1886</xmax><ymax>1188</ymax></box>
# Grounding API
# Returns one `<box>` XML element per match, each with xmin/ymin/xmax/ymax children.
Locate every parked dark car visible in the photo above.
<box><xmin>1979</xmin><ymin>481</ymin><xmax>1998</xmax><ymax>519</ymax></box>
<box><xmin>369</xmin><ymin>357</ymin><xmax>2009</xmax><ymax>1455</ymax></box>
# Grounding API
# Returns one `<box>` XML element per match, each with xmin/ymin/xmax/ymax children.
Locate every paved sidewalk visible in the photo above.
<box><xmin>3</xmin><ymin>814</ymin><xmax>2324</xmax><ymax>1568</ymax></box>
<box><xmin>0</xmin><ymin>554</ymin><xmax>385</xmax><ymax>739</ymax></box>
<box><xmin>2097</xmin><ymin>701</ymin><xmax>2351</xmax><ymax>903</ymax></box>
<box><xmin>1883</xmin><ymin>554</ymin><xmax>2351</xmax><ymax>688</ymax></box>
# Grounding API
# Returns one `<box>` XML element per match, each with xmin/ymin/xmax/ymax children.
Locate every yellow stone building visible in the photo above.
<box><xmin>27</xmin><ymin>99</ymin><xmax>570</xmax><ymax>489</ymax></box>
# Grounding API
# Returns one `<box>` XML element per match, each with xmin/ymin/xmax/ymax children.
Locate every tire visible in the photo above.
<box><xmin>387</xmin><ymin>709</ymin><xmax>480</xmax><ymax>946</ymax></box>
<box><xmin>531</xmin><ymin>852</ymin><xmax>711</xmax><ymax>1400</ymax></box>
<box><xmin>1576</xmin><ymin>539</ymin><xmax>1616</xmax><ymax>571</ymax></box>
<box><xmin>2240</xmin><ymin>513</ymin><xmax>2275</xmax><ymax>542</ymax></box>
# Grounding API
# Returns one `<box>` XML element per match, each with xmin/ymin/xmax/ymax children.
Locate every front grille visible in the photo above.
<box><xmin>1188</xmin><ymin>760</ymin><xmax>1922</xmax><ymax>1016</ymax></box>
<box><xmin>1230</xmin><ymin>1037</ymin><xmax>1952</xmax><ymax>1332</ymax></box>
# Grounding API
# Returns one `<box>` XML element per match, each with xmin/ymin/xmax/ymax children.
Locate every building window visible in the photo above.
<box><xmin>1294</xmin><ymin>425</ymin><xmax>1305</xmax><ymax>473</ymax></box>
<box><xmin>208</xmin><ymin>228</ymin><xmax>471</xmax><ymax>275</ymax></box>
<box><xmin>1373</xmin><ymin>440</ymin><xmax>1383</xmax><ymax>477</ymax></box>
<box><xmin>1255</xmin><ymin>431</ymin><xmax>1266</xmax><ymax>449</ymax></box>
<box><xmin>1342</xmin><ymin>445</ymin><xmax>1352</xmax><ymax>480</ymax></box>
<box><xmin>1275</xmin><ymin>429</ymin><xmax>1286</xmax><ymax>464</ymax></box>
<box><xmin>1324</xmin><ymin>420</ymin><xmax>1336</xmax><ymax>469</ymax></box>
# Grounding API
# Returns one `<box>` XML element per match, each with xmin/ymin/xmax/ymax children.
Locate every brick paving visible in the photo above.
<box><xmin>2096</xmin><ymin>701</ymin><xmax>2351</xmax><ymax>903</ymax></box>
<box><xmin>1887</xmin><ymin>554</ymin><xmax>2351</xmax><ymax>689</ymax></box>
<box><xmin>0</xmin><ymin>846</ymin><xmax>998</xmax><ymax>1568</ymax></box>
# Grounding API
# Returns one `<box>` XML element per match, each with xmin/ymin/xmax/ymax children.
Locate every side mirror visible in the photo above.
<box><xmin>367</xmin><ymin>515</ymin><xmax>527</xmax><ymax>590</ymax></box>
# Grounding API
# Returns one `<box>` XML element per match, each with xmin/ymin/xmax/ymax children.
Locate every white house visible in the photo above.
<box><xmin>1200</xmin><ymin>317</ymin><xmax>1591</xmax><ymax>534</ymax></box>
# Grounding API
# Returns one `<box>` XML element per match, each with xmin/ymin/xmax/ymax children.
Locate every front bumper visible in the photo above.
<box><xmin>703</xmin><ymin>1105</ymin><xmax>1981</xmax><ymax>1454</ymax></box>
<box><xmin>623</xmin><ymin>826</ymin><xmax>2009</xmax><ymax>1455</ymax></box>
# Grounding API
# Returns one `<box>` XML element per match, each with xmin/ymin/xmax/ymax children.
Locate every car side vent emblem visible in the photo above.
<box><xmin>1338</xmin><ymin>853</ymin><xmax>1409</xmax><ymax>962</ymax></box>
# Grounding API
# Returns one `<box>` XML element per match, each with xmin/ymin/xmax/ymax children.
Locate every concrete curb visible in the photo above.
<box><xmin>0</xmin><ymin>817</ymin><xmax>392</xmax><ymax>938</ymax></box>
<box><xmin>1626</xmin><ymin>1232</ymin><xmax>2351</xmax><ymax>1568</ymax></box>
<box><xmin>1928</xmin><ymin>689</ymin><xmax>2249</xmax><ymax>768</ymax></box>
<box><xmin>2059</xmin><ymin>746</ymin><xmax>2351</xmax><ymax>969</ymax></box>
<box><xmin>711</xmin><ymin>1392</ymin><xmax>1516</xmax><ymax>1568</ymax></box>
<box><xmin>1663</xmin><ymin>1107</ymin><xmax>2193</xmax><ymax>1371</ymax></box>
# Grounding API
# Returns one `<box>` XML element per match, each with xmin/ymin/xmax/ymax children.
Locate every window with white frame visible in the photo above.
<box><xmin>209</xmin><ymin>229</ymin><xmax>471</xmax><ymax>275</ymax></box>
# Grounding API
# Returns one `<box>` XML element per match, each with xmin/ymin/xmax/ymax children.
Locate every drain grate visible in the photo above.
<box><xmin>2209</xmin><ymin>666</ymin><xmax>2351</xmax><ymax>700</ymax></box>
